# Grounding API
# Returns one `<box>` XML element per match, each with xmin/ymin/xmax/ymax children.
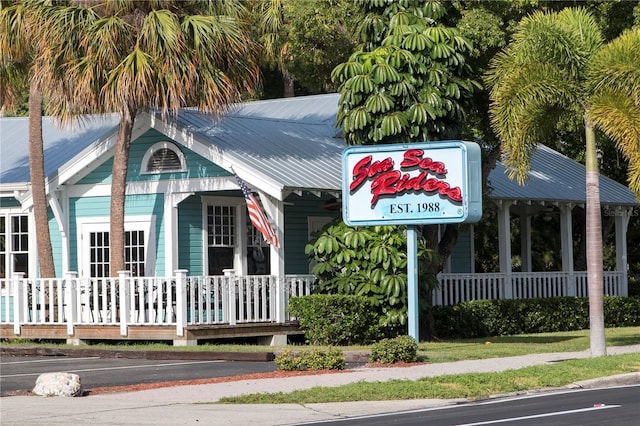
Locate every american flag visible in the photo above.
<box><xmin>234</xmin><ymin>173</ymin><xmax>280</xmax><ymax>248</ymax></box>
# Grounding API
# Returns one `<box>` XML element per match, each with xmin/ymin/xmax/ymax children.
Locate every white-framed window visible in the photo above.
<box><xmin>0</xmin><ymin>214</ymin><xmax>30</xmax><ymax>278</ymax></box>
<box><xmin>205</xmin><ymin>202</ymin><xmax>239</xmax><ymax>275</ymax></box>
<box><xmin>78</xmin><ymin>217</ymin><xmax>155</xmax><ymax>277</ymax></box>
<box><xmin>141</xmin><ymin>141</ymin><xmax>186</xmax><ymax>174</ymax></box>
<box><xmin>203</xmin><ymin>197</ymin><xmax>271</xmax><ymax>275</ymax></box>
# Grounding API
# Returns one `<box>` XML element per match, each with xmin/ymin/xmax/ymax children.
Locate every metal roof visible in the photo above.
<box><xmin>172</xmin><ymin>94</ymin><xmax>344</xmax><ymax>193</ymax></box>
<box><xmin>489</xmin><ymin>144</ymin><xmax>638</xmax><ymax>206</ymax></box>
<box><xmin>0</xmin><ymin>114</ymin><xmax>119</xmax><ymax>185</ymax></box>
<box><xmin>1</xmin><ymin>93</ymin><xmax>637</xmax><ymax>207</ymax></box>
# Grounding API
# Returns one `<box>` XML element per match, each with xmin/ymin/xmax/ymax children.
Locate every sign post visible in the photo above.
<box><xmin>342</xmin><ymin>141</ymin><xmax>482</xmax><ymax>341</ymax></box>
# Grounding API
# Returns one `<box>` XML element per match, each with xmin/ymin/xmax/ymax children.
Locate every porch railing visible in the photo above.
<box><xmin>434</xmin><ymin>271</ymin><xmax>626</xmax><ymax>306</ymax></box>
<box><xmin>0</xmin><ymin>271</ymin><xmax>315</xmax><ymax>337</ymax></box>
<box><xmin>1</xmin><ymin>270</ymin><xmax>628</xmax><ymax>335</ymax></box>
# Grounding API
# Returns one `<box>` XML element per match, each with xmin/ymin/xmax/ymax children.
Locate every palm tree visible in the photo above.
<box><xmin>486</xmin><ymin>9</ymin><xmax>639</xmax><ymax>357</ymax></box>
<box><xmin>587</xmin><ymin>28</ymin><xmax>640</xmax><ymax>195</ymax></box>
<box><xmin>34</xmin><ymin>1</ymin><xmax>260</xmax><ymax>275</ymax></box>
<box><xmin>0</xmin><ymin>1</ymin><xmax>56</xmax><ymax>279</ymax></box>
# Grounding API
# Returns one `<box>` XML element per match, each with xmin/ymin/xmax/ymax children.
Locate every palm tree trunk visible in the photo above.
<box><xmin>28</xmin><ymin>86</ymin><xmax>55</xmax><ymax>278</ymax></box>
<box><xmin>109</xmin><ymin>107</ymin><xmax>136</xmax><ymax>276</ymax></box>
<box><xmin>585</xmin><ymin>118</ymin><xmax>606</xmax><ymax>357</ymax></box>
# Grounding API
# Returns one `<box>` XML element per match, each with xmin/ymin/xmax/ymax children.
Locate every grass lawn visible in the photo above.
<box><xmin>219</xmin><ymin>352</ymin><xmax>640</xmax><ymax>404</ymax></box>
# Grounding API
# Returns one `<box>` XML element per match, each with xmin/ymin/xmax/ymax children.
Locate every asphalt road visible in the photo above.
<box><xmin>0</xmin><ymin>355</ymin><xmax>277</xmax><ymax>396</ymax></box>
<box><xmin>302</xmin><ymin>385</ymin><xmax>640</xmax><ymax>426</ymax></box>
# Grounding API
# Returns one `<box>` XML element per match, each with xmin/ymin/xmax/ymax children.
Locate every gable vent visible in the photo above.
<box><xmin>142</xmin><ymin>142</ymin><xmax>186</xmax><ymax>174</ymax></box>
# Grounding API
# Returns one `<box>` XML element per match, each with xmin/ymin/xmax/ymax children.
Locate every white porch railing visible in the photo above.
<box><xmin>0</xmin><ymin>272</ymin><xmax>315</xmax><ymax>337</ymax></box>
<box><xmin>1</xmin><ymin>270</ymin><xmax>628</xmax><ymax>334</ymax></box>
<box><xmin>435</xmin><ymin>271</ymin><xmax>626</xmax><ymax>306</ymax></box>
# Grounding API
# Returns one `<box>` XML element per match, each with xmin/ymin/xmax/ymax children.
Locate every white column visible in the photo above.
<box><xmin>258</xmin><ymin>193</ymin><xmax>286</xmax><ymax>322</ymax></box>
<box><xmin>560</xmin><ymin>204</ymin><xmax>575</xmax><ymax>296</ymax></box>
<box><xmin>615</xmin><ymin>208</ymin><xmax>630</xmax><ymax>297</ymax></box>
<box><xmin>519</xmin><ymin>205</ymin><xmax>532</xmax><ymax>272</ymax></box>
<box><xmin>49</xmin><ymin>190</ymin><xmax>69</xmax><ymax>276</ymax></box>
<box><xmin>164</xmin><ymin>193</ymin><xmax>192</xmax><ymax>276</ymax></box>
<box><xmin>65</xmin><ymin>271</ymin><xmax>78</xmax><ymax>335</ymax></box>
<box><xmin>497</xmin><ymin>201</ymin><xmax>513</xmax><ymax>298</ymax></box>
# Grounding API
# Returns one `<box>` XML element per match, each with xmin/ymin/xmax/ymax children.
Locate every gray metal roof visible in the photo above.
<box><xmin>1</xmin><ymin>93</ymin><xmax>637</xmax><ymax>207</ymax></box>
<box><xmin>0</xmin><ymin>114</ymin><xmax>119</xmax><ymax>185</ymax></box>
<box><xmin>173</xmin><ymin>94</ymin><xmax>344</xmax><ymax>192</ymax></box>
<box><xmin>489</xmin><ymin>144</ymin><xmax>638</xmax><ymax>206</ymax></box>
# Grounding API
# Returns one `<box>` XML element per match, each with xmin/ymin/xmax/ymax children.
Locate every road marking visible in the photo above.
<box><xmin>1</xmin><ymin>359</ymin><xmax>226</xmax><ymax>378</ymax></box>
<box><xmin>455</xmin><ymin>405</ymin><xmax>621</xmax><ymax>425</ymax></box>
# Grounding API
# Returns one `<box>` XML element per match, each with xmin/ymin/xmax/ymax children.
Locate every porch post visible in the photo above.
<box><xmin>614</xmin><ymin>207</ymin><xmax>630</xmax><ymax>297</ymax></box>
<box><xmin>175</xmin><ymin>270</ymin><xmax>188</xmax><ymax>336</ymax></box>
<box><xmin>560</xmin><ymin>204</ymin><xmax>575</xmax><ymax>296</ymax></box>
<box><xmin>497</xmin><ymin>201</ymin><xmax>513</xmax><ymax>299</ymax></box>
<box><xmin>118</xmin><ymin>270</ymin><xmax>130</xmax><ymax>337</ymax></box>
<box><xmin>267</xmin><ymin>197</ymin><xmax>286</xmax><ymax>323</ymax></box>
<box><xmin>519</xmin><ymin>205</ymin><xmax>532</xmax><ymax>272</ymax></box>
<box><xmin>164</xmin><ymin>193</ymin><xmax>193</xmax><ymax>277</ymax></box>
<box><xmin>65</xmin><ymin>271</ymin><xmax>78</xmax><ymax>335</ymax></box>
<box><xmin>12</xmin><ymin>273</ymin><xmax>25</xmax><ymax>335</ymax></box>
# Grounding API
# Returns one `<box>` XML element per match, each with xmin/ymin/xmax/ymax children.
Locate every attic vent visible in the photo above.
<box><xmin>142</xmin><ymin>142</ymin><xmax>186</xmax><ymax>174</ymax></box>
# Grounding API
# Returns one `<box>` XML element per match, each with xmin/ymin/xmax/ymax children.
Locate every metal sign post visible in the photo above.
<box><xmin>342</xmin><ymin>141</ymin><xmax>482</xmax><ymax>342</ymax></box>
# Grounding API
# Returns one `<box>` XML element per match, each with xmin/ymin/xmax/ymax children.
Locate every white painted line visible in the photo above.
<box><xmin>1</xmin><ymin>359</ymin><xmax>226</xmax><ymax>378</ymax></box>
<box><xmin>455</xmin><ymin>405</ymin><xmax>621</xmax><ymax>425</ymax></box>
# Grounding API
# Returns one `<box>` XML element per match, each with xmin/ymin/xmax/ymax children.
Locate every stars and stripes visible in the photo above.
<box><xmin>234</xmin><ymin>173</ymin><xmax>280</xmax><ymax>248</ymax></box>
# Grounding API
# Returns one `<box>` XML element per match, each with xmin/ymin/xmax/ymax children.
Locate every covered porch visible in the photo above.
<box><xmin>1</xmin><ymin>272</ymin><xmax>313</xmax><ymax>346</ymax></box>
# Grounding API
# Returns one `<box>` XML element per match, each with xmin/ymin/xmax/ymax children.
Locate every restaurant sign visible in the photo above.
<box><xmin>342</xmin><ymin>141</ymin><xmax>482</xmax><ymax>226</ymax></box>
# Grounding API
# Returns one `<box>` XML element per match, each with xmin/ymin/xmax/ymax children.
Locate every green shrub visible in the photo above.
<box><xmin>369</xmin><ymin>335</ymin><xmax>418</xmax><ymax>364</ymax></box>
<box><xmin>429</xmin><ymin>296</ymin><xmax>640</xmax><ymax>339</ymax></box>
<box><xmin>275</xmin><ymin>348</ymin><xmax>345</xmax><ymax>371</ymax></box>
<box><xmin>288</xmin><ymin>294</ymin><xmax>382</xmax><ymax>345</ymax></box>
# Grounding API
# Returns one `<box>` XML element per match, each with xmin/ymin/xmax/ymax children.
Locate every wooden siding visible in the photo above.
<box><xmin>177</xmin><ymin>195</ymin><xmax>204</xmax><ymax>275</ymax></box>
<box><xmin>68</xmin><ymin>194</ymin><xmax>164</xmax><ymax>274</ymax></box>
<box><xmin>0</xmin><ymin>198</ymin><xmax>20</xmax><ymax>208</ymax></box>
<box><xmin>449</xmin><ymin>226</ymin><xmax>472</xmax><ymax>273</ymax></box>
<box><xmin>283</xmin><ymin>193</ymin><xmax>339</xmax><ymax>274</ymax></box>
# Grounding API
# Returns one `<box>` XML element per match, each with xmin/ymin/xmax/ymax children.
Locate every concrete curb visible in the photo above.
<box><xmin>568</xmin><ymin>372</ymin><xmax>640</xmax><ymax>389</ymax></box>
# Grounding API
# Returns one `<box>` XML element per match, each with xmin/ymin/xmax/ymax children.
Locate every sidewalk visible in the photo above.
<box><xmin>2</xmin><ymin>345</ymin><xmax>639</xmax><ymax>425</ymax></box>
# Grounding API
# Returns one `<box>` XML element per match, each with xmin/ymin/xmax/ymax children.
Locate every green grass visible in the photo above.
<box><xmin>219</xmin><ymin>352</ymin><xmax>640</xmax><ymax>404</ymax></box>
<box><xmin>417</xmin><ymin>327</ymin><xmax>640</xmax><ymax>362</ymax></box>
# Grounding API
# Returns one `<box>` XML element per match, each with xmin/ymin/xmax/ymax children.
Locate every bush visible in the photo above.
<box><xmin>429</xmin><ymin>296</ymin><xmax>640</xmax><ymax>339</ymax></box>
<box><xmin>369</xmin><ymin>335</ymin><xmax>418</xmax><ymax>364</ymax></box>
<box><xmin>275</xmin><ymin>348</ymin><xmax>345</xmax><ymax>371</ymax></box>
<box><xmin>288</xmin><ymin>294</ymin><xmax>382</xmax><ymax>345</ymax></box>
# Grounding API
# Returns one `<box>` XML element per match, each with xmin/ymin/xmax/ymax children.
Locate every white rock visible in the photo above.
<box><xmin>33</xmin><ymin>372</ymin><xmax>82</xmax><ymax>397</ymax></box>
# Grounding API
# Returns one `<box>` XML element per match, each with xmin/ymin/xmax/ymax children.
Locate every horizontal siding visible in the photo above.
<box><xmin>284</xmin><ymin>193</ymin><xmax>339</xmax><ymax>274</ymax></box>
<box><xmin>178</xmin><ymin>195</ymin><xmax>204</xmax><ymax>275</ymax></box>
<box><xmin>449</xmin><ymin>226</ymin><xmax>472</xmax><ymax>273</ymax></box>
<box><xmin>68</xmin><ymin>194</ymin><xmax>164</xmax><ymax>275</ymax></box>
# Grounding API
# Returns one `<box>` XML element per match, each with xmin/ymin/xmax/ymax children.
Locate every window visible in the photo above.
<box><xmin>207</xmin><ymin>205</ymin><xmax>236</xmax><ymax>275</ymax></box>
<box><xmin>141</xmin><ymin>142</ymin><xmax>186</xmax><ymax>174</ymax></box>
<box><xmin>247</xmin><ymin>217</ymin><xmax>269</xmax><ymax>275</ymax></box>
<box><xmin>79</xmin><ymin>217</ymin><xmax>154</xmax><ymax>278</ymax></box>
<box><xmin>0</xmin><ymin>214</ymin><xmax>29</xmax><ymax>278</ymax></box>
